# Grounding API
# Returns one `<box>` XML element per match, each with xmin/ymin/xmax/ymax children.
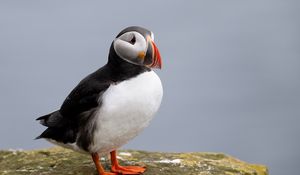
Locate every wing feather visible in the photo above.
<box><xmin>36</xmin><ymin>68</ymin><xmax>111</xmax><ymax>144</ymax></box>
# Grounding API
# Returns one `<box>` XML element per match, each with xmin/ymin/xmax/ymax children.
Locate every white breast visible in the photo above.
<box><xmin>89</xmin><ymin>71</ymin><xmax>163</xmax><ymax>154</ymax></box>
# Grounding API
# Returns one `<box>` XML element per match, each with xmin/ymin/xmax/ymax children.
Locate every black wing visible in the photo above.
<box><xmin>36</xmin><ymin>70</ymin><xmax>111</xmax><ymax>144</ymax></box>
<box><xmin>59</xmin><ymin>78</ymin><xmax>110</xmax><ymax>118</ymax></box>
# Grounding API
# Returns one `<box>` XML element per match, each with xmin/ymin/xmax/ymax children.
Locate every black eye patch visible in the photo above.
<box><xmin>129</xmin><ymin>35</ymin><xmax>136</xmax><ymax>45</ymax></box>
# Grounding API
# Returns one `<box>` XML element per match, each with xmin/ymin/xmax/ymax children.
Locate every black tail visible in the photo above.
<box><xmin>36</xmin><ymin>112</ymin><xmax>54</xmax><ymax>126</ymax></box>
<box><xmin>35</xmin><ymin>111</ymin><xmax>56</xmax><ymax>139</ymax></box>
<box><xmin>35</xmin><ymin>110</ymin><xmax>76</xmax><ymax>143</ymax></box>
<box><xmin>36</xmin><ymin>110</ymin><xmax>66</xmax><ymax>127</ymax></box>
<box><xmin>35</xmin><ymin>135</ymin><xmax>42</xmax><ymax>140</ymax></box>
<box><xmin>36</xmin><ymin>113</ymin><xmax>52</xmax><ymax>120</ymax></box>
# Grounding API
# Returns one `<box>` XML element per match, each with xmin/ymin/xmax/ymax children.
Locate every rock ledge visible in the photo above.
<box><xmin>0</xmin><ymin>147</ymin><xmax>268</xmax><ymax>175</ymax></box>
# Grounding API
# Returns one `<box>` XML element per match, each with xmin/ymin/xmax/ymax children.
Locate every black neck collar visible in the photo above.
<box><xmin>104</xmin><ymin>43</ymin><xmax>150</xmax><ymax>82</ymax></box>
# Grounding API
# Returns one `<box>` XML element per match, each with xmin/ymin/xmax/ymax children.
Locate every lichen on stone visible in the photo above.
<box><xmin>0</xmin><ymin>147</ymin><xmax>268</xmax><ymax>175</ymax></box>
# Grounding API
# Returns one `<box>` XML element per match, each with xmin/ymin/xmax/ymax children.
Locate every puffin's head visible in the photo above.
<box><xmin>113</xmin><ymin>26</ymin><xmax>162</xmax><ymax>69</ymax></box>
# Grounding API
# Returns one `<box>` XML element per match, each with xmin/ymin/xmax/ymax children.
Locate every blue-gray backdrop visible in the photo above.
<box><xmin>0</xmin><ymin>1</ymin><xmax>299</xmax><ymax>175</ymax></box>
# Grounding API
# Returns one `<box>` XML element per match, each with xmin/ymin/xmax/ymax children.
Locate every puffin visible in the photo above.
<box><xmin>36</xmin><ymin>26</ymin><xmax>163</xmax><ymax>175</ymax></box>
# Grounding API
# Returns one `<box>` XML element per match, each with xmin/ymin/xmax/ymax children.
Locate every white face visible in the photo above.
<box><xmin>113</xmin><ymin>31</ymin><xmax>147</xmax><ymax>65</ymax></box>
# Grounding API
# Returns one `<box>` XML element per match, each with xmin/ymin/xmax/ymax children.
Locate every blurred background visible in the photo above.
<box><xmin>0</xmin><ymin>1</ymin><xmax>299</xmax><ymax>174</ymax></box>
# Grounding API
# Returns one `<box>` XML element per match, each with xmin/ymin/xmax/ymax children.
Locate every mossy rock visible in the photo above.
<box><xmin>0</xmin><ymin>147</ymin><xmax>268</xmax><ymax>175</ymax></box>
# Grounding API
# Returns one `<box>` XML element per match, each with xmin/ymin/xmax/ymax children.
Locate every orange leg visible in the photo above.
<box><xmin>92</xmin><ymin>153</ymin><xmax>117</xmax><ymax>175</ymax></box>
<box><xmin>110</xmin><ymin>150</ymin><xmax>146</xmax><ymax>174</ymax></box>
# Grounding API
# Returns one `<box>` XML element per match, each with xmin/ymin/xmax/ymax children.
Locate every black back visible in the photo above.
<box><xmin>36</xmin><ymin>44</ymin><xmax>150</xmax><ymax>151</ymax></box>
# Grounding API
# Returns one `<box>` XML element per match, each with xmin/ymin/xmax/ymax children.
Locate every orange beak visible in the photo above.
<box><xmin>144</xmin><ymin>36</ymin><xmax>162</xmax><ymax>69</ymax></box>
<box><xmin>149</xmin><ymin>41</ymin><xmax>162</xmax><ymax>69</ymax></box>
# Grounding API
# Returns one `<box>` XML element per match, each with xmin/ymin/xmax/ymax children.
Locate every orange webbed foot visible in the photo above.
<box><xmin>92</xmin><ymin>153</ymin><xmax>118</xmax><ymax>175</ymax></box>
<box><xmin>111</xmin><ymin>165</ymin><xmax>146</xmax><ymax>174</ymax></box>
<box><xmin>110</xmin><ymin>150</ymin><xmax>146</xmax><ymax>174</ymax></box>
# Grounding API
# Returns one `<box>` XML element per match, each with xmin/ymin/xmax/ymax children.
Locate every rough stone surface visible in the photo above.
<box><xmin>0</xmin><ymin>147</ymin><xmax>268</xmax><ymax>175</ymax></box>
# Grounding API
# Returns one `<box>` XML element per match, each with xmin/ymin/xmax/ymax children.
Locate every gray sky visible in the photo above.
<box><xmin>0</xmin><ymin>1</ymin><xmax>299</xmax><ymax>175</ymax></box>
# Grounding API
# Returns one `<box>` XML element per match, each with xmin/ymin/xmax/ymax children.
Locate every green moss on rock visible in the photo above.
<box><xmin>0</xmin><ymin>147</ymin><xmax>268</xmax><ymax>175</ymax></box>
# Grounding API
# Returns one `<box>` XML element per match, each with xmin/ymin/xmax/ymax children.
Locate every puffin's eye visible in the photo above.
<box><xmin>129</xmin><ymin>35</ymin><xmax>136</xmax><ymax>45</ymax></box>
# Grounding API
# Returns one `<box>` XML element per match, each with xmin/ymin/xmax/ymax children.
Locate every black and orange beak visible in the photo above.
<box><xmin>143</xmin><ymin>36</ymin><xmax>162</xmax><ymax>69</ymax></box>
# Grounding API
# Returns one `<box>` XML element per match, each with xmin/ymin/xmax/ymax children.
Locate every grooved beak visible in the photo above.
<box><xmin>144</xmin><ymin>36</ymin><xmax>162</xmax><ymax>69</ymax></box>
<box><xmin>150</xmin><ymin>41</ymin><xmax>162</xmax><ymax>69</ymax></box>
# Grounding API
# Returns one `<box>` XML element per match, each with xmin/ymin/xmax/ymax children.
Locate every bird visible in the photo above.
<box><xmin>36</xmin><ymin>26</ymin><xmax>163</xmax><ymax>175</ymax></box>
